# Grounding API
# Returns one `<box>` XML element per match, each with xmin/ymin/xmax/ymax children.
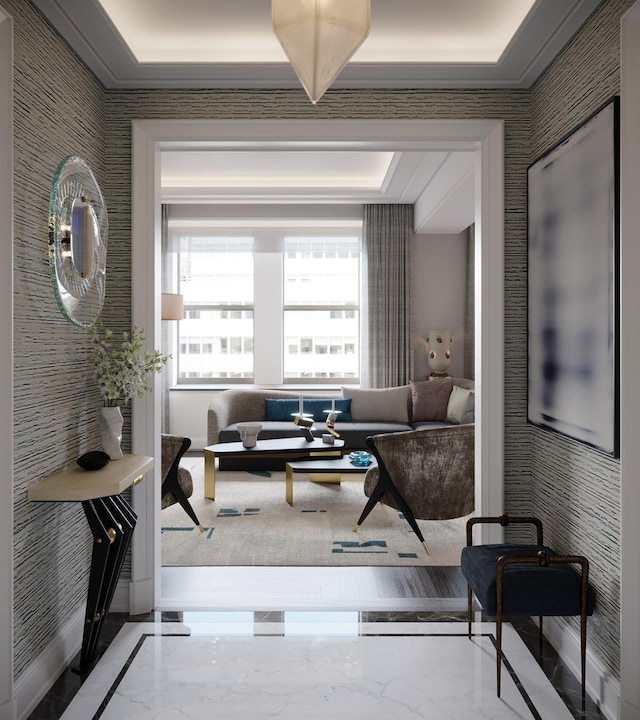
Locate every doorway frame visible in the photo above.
<box><xmin>0</xmin><ymin>6</ymin><xmax>13</xmax><ymax>720</ymax></box>
<box><xmin>130</xmin><ymin>118</ymin><xmax>505</xmax><ymax>613</ymax></box>
<box><xmin>619</xmin><ymin>4</ymin><xmax>640</xmax><ymax>717</ymax></box>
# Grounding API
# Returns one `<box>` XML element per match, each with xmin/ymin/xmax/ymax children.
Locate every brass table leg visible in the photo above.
<box><xmin>310</xmin><ymin>473</ymin><xmax>341</xmax><ymax>484</ymax></box>
<box><xmin>286</xmin><ymin>463</ymin><xmax>293</xmax><ymax>506</ymax></box>
<box><xmin>204</xmin><ymin>450</ymin><xmax>216</xmax><ymax>500</ymax></box>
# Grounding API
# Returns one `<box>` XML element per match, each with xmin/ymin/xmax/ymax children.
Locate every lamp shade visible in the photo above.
<box><xmin>272</xmin><ymin>0</ymin><xmax>370</xmax><ymax>104</ymax></box>
<box><xmin>161</xmin><ymin>293</ymin><xmax>184</xmax><ymax>321</ymax></box>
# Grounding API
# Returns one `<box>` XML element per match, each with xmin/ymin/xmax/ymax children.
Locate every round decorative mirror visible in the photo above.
<box><xmin>48</xmin><ymin>155</ymin><xmax>107</xmax><ymax>327</ymax></box>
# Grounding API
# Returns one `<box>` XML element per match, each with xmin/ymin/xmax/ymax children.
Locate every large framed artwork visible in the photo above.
<box><xmin>527</xmin><ymin>97</ymin><xmax>619</xmax><ymax>456</ymax></box>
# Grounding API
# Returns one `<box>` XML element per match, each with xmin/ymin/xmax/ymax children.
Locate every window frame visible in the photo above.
<box><xmin>170</xmin><ymin>220</ymin><xmax>362</xmax><ymax>386</ymax></box>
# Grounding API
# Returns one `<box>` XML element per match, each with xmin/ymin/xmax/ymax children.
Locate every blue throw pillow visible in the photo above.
<box><xmin>264</xmin><ymin>398</ymin><xmax>351</xmax><ymax>422</ymax></box>
<box><xmin>264</xmin><ymin>399</ymin><xmax>299</xmax><ymax>421</ymax></box>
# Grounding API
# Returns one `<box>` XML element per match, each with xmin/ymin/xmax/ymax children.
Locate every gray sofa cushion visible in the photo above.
<box><xmin>410</xmin><ymin>421</ymin><xmax>453</xmax><ymax>431</ymax></box>
<box><xmin>219</xmin><ymin>420</ymin><xmax>413</xmax><ymax>450</ymax></box>
<box><xmin>341</xmin><ymin>385</ymin><xmax>411</xmax><ymax>422</ymax></box>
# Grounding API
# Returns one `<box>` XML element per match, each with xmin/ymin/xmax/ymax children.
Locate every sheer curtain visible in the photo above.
<box><xmin>362</xmin><ymin>204</ymin><xmax>414</xmax><ymax>388</ymax></box>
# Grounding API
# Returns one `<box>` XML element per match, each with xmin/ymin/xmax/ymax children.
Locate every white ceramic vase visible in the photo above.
<box><xmin>237</xmin><ymin>421</ymin><xmax>262</xmax><ymax>448</ymax></box>
<box><xmin>100</xmin><ymin>406</ymin><xmax>123</xmax><ymax>460</ymax></box>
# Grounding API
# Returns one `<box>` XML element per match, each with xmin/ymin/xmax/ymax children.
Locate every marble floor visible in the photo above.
<box><xmin>27</xmin><ymin>567</ymin><xmax>606</xmax><ymax>720</ymax></box>
<box><xmin>58</xmin><ymin>615</ymin><xmax>581</xmax><ymax>720</ymax></box>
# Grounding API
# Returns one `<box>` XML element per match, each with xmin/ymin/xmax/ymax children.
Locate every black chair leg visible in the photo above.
<box><xmin>496</xmin><ymin>613</ymin><xmax>503</xmax><ymax>698</ymax></box>
<box><xmin>353</xmin><ymin>467</ymin><xmax>430</xmax><ymax>555</ymax></box>
<box><xmin>162</xmin><ymin>475</ymin><xmax>203</xmax><ymax>531</ymax></box>
<box><xmin>353</xmin><ymin>481</ymin><xmax>386</xmax><ymax>531</ymax></box>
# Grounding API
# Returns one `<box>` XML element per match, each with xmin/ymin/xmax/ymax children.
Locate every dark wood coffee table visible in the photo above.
<box><xmin>285</xmin><ymin>455</ymin><xmax>377</xmax><ymax>506</ymax></box>
<box><xmin>203</xmin><ymin>437</ymin><xmax>344</xmax><ymax>500</ymax></box>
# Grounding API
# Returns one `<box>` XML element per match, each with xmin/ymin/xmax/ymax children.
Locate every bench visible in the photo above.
<box><xmin>460</xmin><ymin>514</ymin><xmax>596</xmax><ymax>697</ymax></box>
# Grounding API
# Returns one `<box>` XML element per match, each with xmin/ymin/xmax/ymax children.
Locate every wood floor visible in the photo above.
<box><xmin>160</xmin><ymin>565</ymin><xmax>468</xmax><ymax>612</ymax></box>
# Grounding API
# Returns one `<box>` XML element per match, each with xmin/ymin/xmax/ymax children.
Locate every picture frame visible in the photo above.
<box><xmin>527</xmin><ymin>96</ymin><xmax>619</xmax><ymax>457</ymax></box>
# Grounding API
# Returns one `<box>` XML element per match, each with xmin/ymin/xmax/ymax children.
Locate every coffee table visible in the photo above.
<box><xmin>285</xmin><ymin>456</ymin><xmax>377</xmax><ymax>506</ymax></box>
<box><xmin>203</xmin><ymin>437</ymin><xmax>345</xmax><ymax>500</ymax></box>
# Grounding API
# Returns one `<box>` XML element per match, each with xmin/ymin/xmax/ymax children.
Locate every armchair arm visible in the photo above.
<box><xmin>466</xmin><ymin>514</ymin><xmax>543</xmax><ymax>546</ymax></box>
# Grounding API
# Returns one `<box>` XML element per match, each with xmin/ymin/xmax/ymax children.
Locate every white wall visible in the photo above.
<box><xmin>169</xmin><ymin>389</ymin><xmax>219</xmax><ymax>449</ymax></box>
<box><xmin>412</xmin><ymin>230</ymin><xmax>468</xmax><ymax>381</ymax></box>
<box><xmin>170</xmin><ymin>229</ymin><xmax>469</xmax><ymax>449</ymax></box>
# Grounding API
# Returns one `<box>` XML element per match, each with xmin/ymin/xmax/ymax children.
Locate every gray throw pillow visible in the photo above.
<box><xmin>341</xmin><ymin>385</ymin><xmax>410</xmax><ymax>422</ymax></box>
<box><xmin>410</xmin><ymin>378</ymin><xmax>454</xmax><ymax>422</ymax></box>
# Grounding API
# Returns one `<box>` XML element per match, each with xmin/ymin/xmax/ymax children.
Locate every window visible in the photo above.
<box><xmin>283</xmin><ymin>235</ymin><xmax>360</xmax><ymax>381</ymax></box>
<box><xmin>169</xmin><ymin>220</ymin><xmax>361</xmax><ymax>384</ymax></box>
<box><xmin>172</xmin><ymin>235</ymin><xmax>254</xmax><ymax>381</ymax></box>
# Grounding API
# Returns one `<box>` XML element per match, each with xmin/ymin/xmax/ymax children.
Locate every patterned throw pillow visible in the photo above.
<box><xmin>410</xmin><ymin>378</ymin><xmax>454</xmax><ymax>422</ymax></box>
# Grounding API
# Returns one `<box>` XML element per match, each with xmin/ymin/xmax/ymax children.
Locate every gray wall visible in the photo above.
<box><xmin>8</xmin><ymin>0</ymin><xmax>629</xmax><ymax>687</ymax></box>
<box><xmin>412</xmin><ymin>231</ymin><xmax>468</xmax><ymax>381</ymax></box>
<box><xmin>8</xmin><ymin>0</ymin><xmax>107</xmax><ymax>678</ymax></box>
<box><xmin>527</xmin><ymin>0</ymin><xmax>632</xmax><ymax>681</ymax></box>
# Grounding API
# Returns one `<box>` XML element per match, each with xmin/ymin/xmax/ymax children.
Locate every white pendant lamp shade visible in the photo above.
<box><xmin>272</xmin><ymin>0</ymin><xmax>370</xmax><ymax>104</ymax></box>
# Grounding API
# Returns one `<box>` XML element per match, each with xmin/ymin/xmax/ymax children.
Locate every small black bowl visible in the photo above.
<box><xmin>77</xmin><ymin>450</ymin><xmax>111</xmax><ymax>471</ymax></box>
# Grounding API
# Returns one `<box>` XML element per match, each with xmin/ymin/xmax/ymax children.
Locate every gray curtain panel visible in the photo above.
<box><xmin>363</xmin><ymin>204</ymin><xmax>414</xmax><ymax>388</ymax></box>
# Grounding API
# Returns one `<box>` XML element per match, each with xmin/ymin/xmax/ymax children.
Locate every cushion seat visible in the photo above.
<box><xmin>219</xmin><ymin>421</ymin><xmax>414</xmax><ymax>449</ymax></box>
<box><xmin>461</xmin><ymin>543</ymin><xmax>596</xmax><ymax>617</ymax></box>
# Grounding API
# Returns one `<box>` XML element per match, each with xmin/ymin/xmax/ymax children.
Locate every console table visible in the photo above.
<box><xmin>27</xmin><ymin>453</ymin><xmax>154</xmax><ymax>672</ymax></box>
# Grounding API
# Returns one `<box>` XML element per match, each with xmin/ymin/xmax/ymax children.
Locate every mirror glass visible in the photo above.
<box><xmin>49</xmin><ymin>155</ymin><xmax>107</xmax><ymax>327</ymax></box>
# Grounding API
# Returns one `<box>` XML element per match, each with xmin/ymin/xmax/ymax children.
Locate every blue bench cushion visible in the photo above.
<box><xmin>461</xmin><ymin>543</ymin><xmax>596</xmax><ymax>617</ymax></box>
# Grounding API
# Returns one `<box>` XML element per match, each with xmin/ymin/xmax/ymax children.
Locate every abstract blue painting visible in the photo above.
<box><xmin>527</xmin><ymin>97</ymin><xmax>619</xmax><ymax>456</ymax></box>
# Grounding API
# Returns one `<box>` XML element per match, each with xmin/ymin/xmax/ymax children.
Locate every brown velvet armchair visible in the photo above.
<box><xmin>355</xmin><ymin>424</ymin><xmax>475</xmax><ymax>554</ymax></box>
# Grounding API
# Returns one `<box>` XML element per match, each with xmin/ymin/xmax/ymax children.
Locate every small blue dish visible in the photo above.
<box><xmin>349</xmin><ymin>451</ymin><xmax>372</xmax><ymax>467</ymax></box>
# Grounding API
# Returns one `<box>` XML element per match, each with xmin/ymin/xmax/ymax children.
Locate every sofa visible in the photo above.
<box><xmin>207</xmin><ymin>377</ymin><xmax>474</xmax><ymax>469</ymax></box>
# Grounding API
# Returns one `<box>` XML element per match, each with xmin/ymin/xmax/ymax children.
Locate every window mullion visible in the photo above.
<box><xmin>253</xmin><ymin>252</ymin><xmax>284</xmax><ymax>384</ymax></box>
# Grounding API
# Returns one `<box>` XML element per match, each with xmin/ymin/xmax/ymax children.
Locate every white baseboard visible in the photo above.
<box><xmin>14</xmin><ymin>606</ymin><xmax>84</xmax><ymax>720</ymax></box>
<box><xmin>128</xmin><ymin>577</ymin><xmax>154</xmax><ymax>615</ymax></box>
<box><xmin>110</xmin><ymin>579</ymin><xmax>131</xmax><ymax>613</ymax></box>
<box><xmin>543</xmin><ymin>616</ymin><xmax>620</xmax><ymax>720</ymax></box>
<box><xmin>13</xmin><ymin>583</ymin><xmax>135</xmax><ymax>720</ymax></box>
<box><xmin>619</xmin><ymin>700</ymin><xmax>640</xmax><ymax>720</ymax></box>
<box><xmin>0</xmin><ymin>697</ymin><xmax>17</xmax><ymax>720</ymax></box>
<box><xmin>189</xmin><ymin>435</ymin><xmax>206</xmax><ymax>451</ymax></box>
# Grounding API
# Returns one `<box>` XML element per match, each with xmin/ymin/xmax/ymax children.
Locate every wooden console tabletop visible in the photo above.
<box><xmin>27</xmin><ymin>453</ymin><xmax>154</xmax><ymax>502</ymax></box>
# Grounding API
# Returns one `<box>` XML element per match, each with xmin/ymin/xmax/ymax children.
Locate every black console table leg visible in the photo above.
<box><xmin>73</xmin><ymin>494</ymin><xmax>137</xmax><ymax>673</ymax></box>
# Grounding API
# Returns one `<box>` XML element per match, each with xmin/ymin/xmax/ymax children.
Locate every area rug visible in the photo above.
<box><xmin>161</xmin><ymin>456</ymin><xmax>468</xmax><ymax>567</ymax></box>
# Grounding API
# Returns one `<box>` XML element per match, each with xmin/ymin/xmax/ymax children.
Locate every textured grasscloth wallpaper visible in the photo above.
<box><xmin>526</xmin><ymin>0</ymin><xmax>634</xmax><ymax>680</ymax></box>
<box><xmin>9</xmin><ymin>0</ymin><xmax>628</xmax><ymax>686</ymax></box>
<box><xmin>9</xmin><ymin>0</ymin><xmax>106</xmax><ymax>679</ymax></box>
